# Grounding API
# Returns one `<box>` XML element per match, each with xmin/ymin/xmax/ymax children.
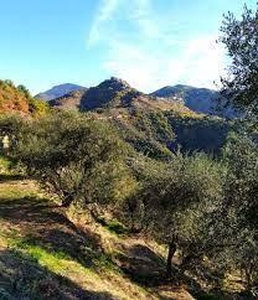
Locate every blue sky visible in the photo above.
<box><xmin>0</xmin><ymin>0</ymin><xmax>256</xmax><ymax>94</ymax></box>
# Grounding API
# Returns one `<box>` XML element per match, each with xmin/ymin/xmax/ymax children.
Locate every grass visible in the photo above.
<box><xmin>96</xmin><ymin>216</ymin><xmax>129</xmax><ymax>235</ymax></box>
<box><xmin>0</xmin><ymin>156</ymin><xmax>248</xmax><ymax>300</ymax></box>
<box><xmin>0</xmin><ymin>168</ymin><xmax>156</xmax><ymax>299</ymax></box>
<box><xmin>0</xmin><ymin>156</ymin><xmax>197</xmax><ymax>299</ymax></box>
<box><xmin>0</xmin><ymin>155</ymin><xmax>12</xmax><ymax>171</ymax></box>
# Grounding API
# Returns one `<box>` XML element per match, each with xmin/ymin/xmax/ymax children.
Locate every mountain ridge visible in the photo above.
<box><xmin>151</xmin><ymin>84</ymin><xmax>219</xmax><ymax>115</ymax></box>
<box><xmin>36</xmin><ymin>80</ymin><xmax>226</xmax><ymax>117</ymax></box>
<box><xmin>35</xmin><ymin>83</ymin><xmax>86</xmax><ymax>101</ymax></box>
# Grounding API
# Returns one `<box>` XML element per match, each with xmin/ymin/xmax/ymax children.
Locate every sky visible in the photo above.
<box><xmin>0</xmin><ymin>0</ymin><xmax>257</xmax><ymax>94</ymax></box>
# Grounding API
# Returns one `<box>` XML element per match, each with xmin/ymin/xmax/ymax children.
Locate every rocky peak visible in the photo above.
<box><xmin>80</xmin><ymin>78</ymin><xmax>140</xmax><ymax>111</ymax></box>
<box><xmin>97</xmin><ymin>77</ymin><xmax>131</xmax><ymax>92</ymax></box>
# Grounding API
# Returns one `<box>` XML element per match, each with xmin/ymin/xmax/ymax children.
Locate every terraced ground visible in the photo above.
<box><xmin>0</xmin><ymin>164</ymin><xmax>195</xmax><ymax>300</ymax></box>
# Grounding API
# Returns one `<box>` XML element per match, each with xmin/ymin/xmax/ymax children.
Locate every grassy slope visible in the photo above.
<box><xmin>0</xmin><ymin>158</ymin><xmax>194</xmax><ymax>300</ymax></box>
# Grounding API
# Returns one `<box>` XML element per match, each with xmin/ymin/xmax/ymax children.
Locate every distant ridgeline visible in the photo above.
<box><xmin>35</xmin><ymin>83</ymin><xmax>87</xmax><ymax>101</ymax></box>
<box><xmin>151</xmin><ymin>84</ymin><xmax>239</xmax><ymax>118</ymax></box>
<box><xmin>1</xmin><ymin>77</ymin><xmax>233</xmax><ymax>155</ymax></box>
<box><xmin>81</xmin><ymin>78</ymin><xmax>232</xmax><ymax>155</ymax></box>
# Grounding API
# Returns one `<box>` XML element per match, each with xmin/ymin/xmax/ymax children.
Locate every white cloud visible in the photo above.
<box><xmin>103</xmin><ymin>41</ymin><xmax>161</xmax><ymax>91</ymax></box>
<box><xmin>171</xmin><ymin>37</ymin><xmax>226</xmax><ymax>89</ymax></box>
<box><xmin>102</xmin><ymin>36</ymin><xmax>226</xmax><ymax>92</ymax></box>
<box><xmin>87</xmin><ymin>0</ymin><xmax>227</xmax><ymax>91</ymax></box>
<box><xmin>88</xmin><ymin>0</ymin><xmax>121</xmax><ymax>46</ymax></box>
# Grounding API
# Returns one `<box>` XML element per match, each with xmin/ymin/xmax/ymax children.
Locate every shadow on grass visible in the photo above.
<box><xmin>0</xmin><ymin>195</ymin><xmax>104</xmax><ymax>270</ymax></box>
<box><xmin>0</xmin><ymin>173</ymin><xmax>27</xmax><ymax>182</ymax></box>
<box><xmin>0</xmin><ymin>248</ymin><xmax>116</xmax><ymax>300</ymax></box>
<box><xmin>116</xmin><ymin>243</ymin><xmax>167</xmax><ymax>287</ymax></box>
<box><xmin>117</xmin><ymin>244</ymin><xmax>234</xmax><ymax>300</ymax></box>
<box><xmin>194</xmin><ymin>289</ymin><xmax>257</xmax><ymax>300</ymax></box>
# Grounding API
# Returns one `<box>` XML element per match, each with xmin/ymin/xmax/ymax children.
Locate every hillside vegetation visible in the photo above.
<box><xmin>0</xmin><ymin>156</ymin><xmax>196</xmax><ymax>300</ymax></box>
<box><xmin>0</xmin><ymin>80</ymin><xmax>49</xmax><ymax>116</ymax></box>
<box><xmin>0</xmin><ymin>107</ymin><xmax>257</xmax><ymax>299</ymax></box>
<box><xmin>0</xmin><ymin>4</ymin><xmax>258</xmax><ymax>298</ymax></box>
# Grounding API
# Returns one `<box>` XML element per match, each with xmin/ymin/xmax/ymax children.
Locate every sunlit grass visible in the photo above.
<box><xmin>0</xmin><ymin>155</ymin><xmax>12</xmax><ymax>172</ymax></box>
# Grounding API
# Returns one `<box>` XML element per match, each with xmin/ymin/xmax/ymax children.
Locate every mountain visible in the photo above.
<box><xmin>79</xmin><ymin>77</ymin><xmax>228</xmax><ymax>158</ymax></box>
<box><xmin>80</xmin><ymin>77</ymin><xmax>140</xmax><ymax>110</ymax></box>
<box><xmin>78</xmin><ymin>78</ymin><xmax>193</xmax><ymax>159</ymax></box>
<box><xmin>32</xmin><ymin>77</ymin><xmax>229</xmax><ymax>158</ymax></box>
<box><xmin>48</xmin><ymin>89</ymin><xmax>87</xmax><ymax>110</ymax></box>
<box><xmin>151</xmin><ymin>84</ymin><xmax>219</xmax><ymax>115</ymax></box>
<box><xmin>80</xmin><ymin>77</ymin><xmax>194</xmax><ymax>113</ymax></box>
<box><xmin>35</xmin><ymin>83</ymin><xmax>86</xmax><ymax>101</ymax></box>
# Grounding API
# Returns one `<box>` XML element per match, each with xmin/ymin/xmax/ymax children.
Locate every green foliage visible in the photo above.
<box><xmin>1</xmin><ymin>79</ymin><xmax>15</xmax><ymax>87</ymax></box>
<box><xmin>122</xmin><ymin>151</ymin><xmax>227</xmax><ymax>279</ymax></box>
<box><xmin>17</xmin><ymin>84</ymin><xmax>31</xmax><ymax>98</ymax></box>
<box><xmin>0</xmin><ymin>114</ymin><xmax>25</xmax><ymax>157</ymax></box>
<box><xmin>28</xmin><ymin>97</ymin><xmax>50</xmax><ymax>116</ymax></box>
<box><xmin>0</xmin><ymin>113</ymin><xmax>24</xmax><ymax>136</ymax></box>
<box><xmin>220</xmin><ymin>4</ymin><xmax>258</xmax><ymax>114</ymax></box>
<box><xmin>113</xmin><ymin>108</ymin><xmax>175</xmax><ymax>160</ymax></box>
<box><xmin>96</xmin><ymin>217</ymin><xmax>129</xmax><ymax>235</ymax></box>
<box><xmin>166</xmin><ymin>113</ymin><xmax>230</xmax><ymax>154</ymax></box>
<box><xmin>12</xmin><ymin>111</ymin><xmax>136</xmax><ymax>209</ymax></box>
<box><xmin>221</xmin><ymin>130</ymin><xmax>258</xmax><ymax>290</ymax></box>
<box><xmin>220</xmin><ymin>6</ymin><xmax>258</xmax><ymax>289</ymax></box>
<box><xmin>141</xmin><ymin>152</ymin><xmax>224</xmax><ymax>235</ymax></box>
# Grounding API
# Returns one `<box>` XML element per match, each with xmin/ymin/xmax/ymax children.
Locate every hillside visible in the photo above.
<box><xmin>0</xmin><ymin>158</ymin><xmax>195</xmax><ymax>300</ymax></box>
<box><xmin>0</xmin><ymin>80</ymin><xmax>49</xmax><ymax>116</ymax></box>
<box><xmin>0</xmin><ymin>101</ymin><xmax>254</xmax><ymax>300</ymax></box>
<box><xmin>40</xmin><ymin>77</ymin><xmax>229</xmax><ymax>156</ymax></box>
<box><xmin>0</xmin><ymin>80</ymin><xmax>30</xmax><ymax>114</ymax></box>
<box><xmin>151</xmin><ymin>85</ymin><xmax>219</xmax><ymax>114</ymax></box>
<box><xmin>80</xmin><ymin>77</ymin><xmax>230</xmax><ymax>156</ymax></box>
<box><xmin>49</xmin><ymin>89</ymin><xmax>86</xmax><ymax>110</ymax></box>
<box><xmin>35</xmin><ymin>83</ymin><xmax>86</xmax><ymax>101</ymax></box>
<box><xmin>79</xmin><ymin>77</ymin><xmax>204</xmax><ymax>159</ymax></box>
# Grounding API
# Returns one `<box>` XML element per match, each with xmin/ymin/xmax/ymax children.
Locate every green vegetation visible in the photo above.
<box><xmin>10</xmin><ymin>111</ymin><xmax>136</xmax><ymax>209</ymax></box>
<box><xmin>0</xmin><ymin>79</ymin><xmax>49</xmax><ymax>116</ymax></box>
<box><xmin>220</xmin><ymin>4</ymin><xmax>258</xmax><ymax>114</ymax></box>
<box><xmin>166</xmin><ymin>113</ymin><xmax>230</xmax><ymax>154</ymax></box>
<box><xmin>1</xmin><ymin>103</ymin><xmax>256</xmax><ymax>298</ymax></box>
<box><xmin>112</xmin><ymin>108</ymin><xmax>175</xmax><ymax>160</ymax></box>
<box><xmin>0</xmin><ymin>3</ymin><xmax>258</xmax><ymax>299</ymax></box>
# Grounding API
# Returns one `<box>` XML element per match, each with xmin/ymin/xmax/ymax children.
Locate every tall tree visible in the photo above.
<box><xmin>220</xmin><ymin>4</ymin><xmax>258</xmax><ymax>115</ymax></box>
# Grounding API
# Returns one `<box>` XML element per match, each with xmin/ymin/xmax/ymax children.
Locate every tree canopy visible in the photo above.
<box><xmin>220</xmin><ymin>4</ymin><xmax>258</xmax><ymax>115</ymax></box>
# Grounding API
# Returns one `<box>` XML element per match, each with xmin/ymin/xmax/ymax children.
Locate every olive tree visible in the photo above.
<box><xmin>220</xmin><ymin>4</ymin><xmax>258</xmax><ymax>115</ymax></box>
<box><xmin>13</xmin><ymin>111</ymin><xmax>135</xmax><ymax>211</ymax></box>
<box><xmin>222</xmin><ymin>131</ymin><xmax>258</xmax><ymax>291</ymax></box>
<box><xmin>130</xmin><ymin>152</ymin><xmax>225</xmax><ymax>277</ymax></box>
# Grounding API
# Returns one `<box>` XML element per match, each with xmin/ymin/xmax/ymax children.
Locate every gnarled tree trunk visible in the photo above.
<box><xmin>166</xmin><ymin>240</ymin><xmax>177</xmax><ymax>277</ymax></box>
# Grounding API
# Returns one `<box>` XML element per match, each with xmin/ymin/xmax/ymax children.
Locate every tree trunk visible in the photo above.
<box><xmin>61</xmin><ymin>193</ymin><xmax>74</xmax><ymax>208</ymax></box>
<box><xmin>166</xmin><ymin>241</ymin><xmax>177</xmax><ymax>277</ymax></box>
<box><xmin>245</xmin><ymin>265</ymin><xmax>253</xmax><ymax>292</ymax></box>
